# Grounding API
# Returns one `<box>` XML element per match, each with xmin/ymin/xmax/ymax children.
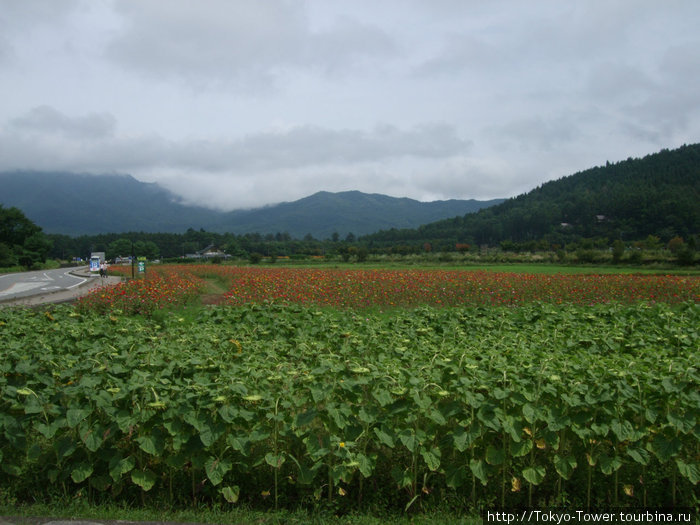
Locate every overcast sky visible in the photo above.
<box><xmin>1</xmin><ymin>1</ymin><xmax>698</xmax><ymax>210</ymax></box>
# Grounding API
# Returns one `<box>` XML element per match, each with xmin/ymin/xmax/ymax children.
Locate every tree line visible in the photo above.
<box><xmin>362</xmin><ymin>144</ymin><xmax>699</xmax><ymax>258</ymax></box>
<box><xmin>2</xmin><ymin>144</ymin><xmax>698</xmax><ymax>268</ymax></box>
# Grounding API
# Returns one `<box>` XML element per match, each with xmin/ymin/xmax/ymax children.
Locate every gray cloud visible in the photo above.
<box><xmin>487</xmin><ymin>115</ymin><xmax>582</xmax><ymax>152</ymax></box>
<box><xmin>106</xmin><ymin>0</ymin><xmax>397</xmax><ymax>88</ymax></box>
<box><xmin>0</xmin><ymin>0</ymin><xmax>81</xmax><ymax>27</ymax></box>
<box><xmin>0</xmin><ymin>106</ymin><xmax>473</xmax><ymax>208</ymax></box>
<box><xmin>10</xmin><ymin>105</ymin><xmax>116</xmax><ymax>139</ymax></box>
<box><xmin>0</xmin><ymin>1</ymin><xmax>698</xmax><ymax>213</ymax></box>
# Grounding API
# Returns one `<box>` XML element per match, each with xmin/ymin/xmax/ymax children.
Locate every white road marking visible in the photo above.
<box><xmin>65</xmin><ymin>269</ymin><xmax>88</xmax><ymax>288</ymax></box>
<box><xmin>0</xmin><ymin>282</ymin><xmax>46</xmax><ymax>296</ymax></box>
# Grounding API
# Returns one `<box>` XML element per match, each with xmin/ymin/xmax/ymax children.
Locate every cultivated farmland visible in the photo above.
<box><xmin>1</xmin><ymin>265</ymin><xmax>698</xmax><ymax>515</ymax></box>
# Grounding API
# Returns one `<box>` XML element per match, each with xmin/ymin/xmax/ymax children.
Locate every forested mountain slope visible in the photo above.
<box><xmin>363</xmin><ymin>144</ymin><xmax>699</xmax><ymax>249</ymax></box>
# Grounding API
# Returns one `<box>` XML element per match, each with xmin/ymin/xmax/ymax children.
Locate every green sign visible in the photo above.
<box><xmin>137</xmin><ymin>257</ymin><xmax>146</xmax><ymax>273</ymax></box>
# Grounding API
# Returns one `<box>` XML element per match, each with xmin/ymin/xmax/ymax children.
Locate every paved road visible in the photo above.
<box><xmin>0</xmin><ymin>267</ymin><xmax>91</xmax><ymax>301</ymax></box>
<box><xmin>0</xmin><ymin>267</ymin><xmax>121</xmax><ymax>306</ymax></box>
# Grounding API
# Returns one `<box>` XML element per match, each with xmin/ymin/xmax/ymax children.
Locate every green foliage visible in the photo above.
<box><xmin>0</xmin><ymin>205</ymin><xmax>52</xmax><ymax>268</ymax></box>
<box><xmin>0</xmin><ymin>301</ymin><xmax>697</xmax><ymax>512</ymax></box>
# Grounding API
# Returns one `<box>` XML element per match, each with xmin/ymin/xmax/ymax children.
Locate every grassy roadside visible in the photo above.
<box><xmin>0</xmin><ymin>502</ymin><xmax>480</xmax><ymax>524</ymax></box>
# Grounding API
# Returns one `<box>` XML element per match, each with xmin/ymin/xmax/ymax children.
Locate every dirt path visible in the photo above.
<box><xmin>199</xmin><ymin>278</ymin><xmax>228</xmax><ymax>305</ymax></box>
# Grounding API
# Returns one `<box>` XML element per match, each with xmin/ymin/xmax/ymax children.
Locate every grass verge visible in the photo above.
<box><xmin>0</xmin><ymin>502</ymin><xmax>480</xmax><ymax>525</ymax></box>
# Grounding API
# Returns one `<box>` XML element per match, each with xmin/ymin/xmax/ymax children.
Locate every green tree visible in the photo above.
<box><xmin>612</xmin><ymin>239</ymin><xmax>625</xmax><ymax>264</ymax></box>
<box><xmin>0</xmin><ymin>206</ymin><xmax>51</xmax><ymax>268</ymax></box>
<box><xmin>24</xmin><ymin>232</ymin><xmax>52</xmax><ymax>263</ymax></box>
<box><xmin>108</xmin><ymin>238</ymin><xmax>133</xmax><ymax>260</ymax></box>
<box><xmin>0</xmin><ymin>205</ymin><xmax>41</xmax><ymax>246</ymax></box>
<box><xmin>356</xmin><ymin>246</ymin><xmax>368</xmax><ymax>262</ymax></box>
<box><xmin>133</xmin><ymin>240</ymin><xmax>159</xmax><ymax>260</ymax></box>
<box><xmin>0</xmin><ymin>242</ymin><xmax>16</xmax><ymax>267</ymax></box>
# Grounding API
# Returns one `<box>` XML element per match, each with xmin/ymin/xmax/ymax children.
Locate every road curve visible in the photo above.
<box><xmin>0</xmin><ymin>267</ymin><xmax>121</xmax><ymax>306</ymax></box>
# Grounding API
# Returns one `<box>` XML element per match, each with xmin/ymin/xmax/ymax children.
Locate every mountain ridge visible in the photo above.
<box><xmin>0</xmin><ymin>171</ymin><xmax>503</xmax><ymax>239</ymax></box>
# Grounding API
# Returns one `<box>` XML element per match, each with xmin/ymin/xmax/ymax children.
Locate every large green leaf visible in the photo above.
<box><xmin>66</xmin><ymin>408</ymin><xmax>90</xmax><ymax>428</ymax></box>
<box><xmin>452</xmin><ymin>427</ymin><xmax>469</xmax><ymax>452</ymax></box>
<box><xmin>667</xmin><ymin>412</ymin><xmax>695</xmax><ymax>434</ymax></box>
<box><xmin>372</xmin><ymin>388</ymin><xmax>393</xmax><ymax>407</ymax></box>
<box><xmin>34</xmin><ymin>421</ymin><xmax>61</xmax><ymax>439</ymax></box>
<box><xmin>553</xmin><ymin>454</ymin><xmax>577</xmax><ymax>480</ymax></box>
<box><xmin>356</xmin><ymin>453</ymin><xmax>375</xmax><ymax>478</ymax></box>
<box><xmin>79</xmin><ymin>422</ymin><xmax>103</xmax><ymax>453</ymax></box>
<box><xmin>294</xmin><ymin>409</ymin><xmax>317</xmax><ymax>428</ymax></box>
<box><xmin>70</xmin><ymin>462</ymin><xmax>93</xmax><ymax>483</ymax></box>
<box><xmin>511</xmin><ymin>438</ymin><xmax>533</xmax><ymax>457</ymax></box>
<box><xmin>264</xmin><ymin>452</ymin><xmax>286</xmax><ymax>469</ymax></box>
<box><xmin>501</xmin><ymin>415</ymin><xmax>524</xmax><ymax>442</ymax></box>
<box><xmin>373</xmin><ymin>427</ymin><xmax>395</xmax><ymax>448</ymax></box>
<box><xmin>675</xmin><ymin>458</ymin><xmax>700</xmax><ymax>485</ymax></box>
<box><xmin>477</xmin><ymin>403</ymin><xmax>500</xmax><ymax>431</ymax></box>
<box><xmin>131</xmin><ymin>469</ymin><xmax>157</xmax><ymax>491</ymax></box>
<box><xmin>485</xmin><ymin>445</ymin><xmax>505</xmax><ymax>466</ymax></box>
<box><xmin>545</xmin><ymin>406</ymin><xmax>571</xmax><ymax>432</ymax></box>
<box><xmin>420</xmin><ymin>446</ymin><xmax>441</xmax><ymax>471</ymax></box>
<box><xmin>53</xmin><ymin>435</ymin><xmax>77</xmax><ymax>460</ymax></box>
<box><xmin>647</xmin><ymin>434</ymin><xmax>682</xmax><ymax>462</ymax></box>
<box><xmin>114</xmin><ymin>410</ymin><xmax>136</xmax><ymax>433</ymax></box>
<box><xmin>89</xmin><ymin>475</ymin><xmax>112</xmax><ymax>492</ymax></box>
<box><xmin>445</xmin><ymin>464</ymin><xmax>468</xmax><ymax>489</ymax></box>
<box><xmin>469</xmin><ymin>458</ymin><xmax>490</xmax><ymax>486</ymax></box>
<box><xmin>610</xmin><ymin>418</ymin><xmax>635</xmax><ymax>442</ymax></box>
<box><xmin>522</xmin><ymin>465</ymin><xmax>546</xmax><ymax>486</ymax></box>
<box><xmin>205</xmin><ymin>456</ymin><xmax>232</xmax><ymax>486</ymax></box>
<box><xmin>598</xmin><ymin>454</ymin><xmax>623</xmax><ymax>475</ymax></box>
<box><xmin>137</xmin><ymin>429</ymin><xmax>166</xmax><ymax>456</ymax></box>
<box><xmin>109</xmin><ymin>454</ymin><xmax>136</xmax><ymax>482</ymax></box>
<box><xmin>221</xmin><ymin>485</ymin><xmax>240</xmax><ymax>504</ymax></box>
<box><xmin>626</xmin><ymin>446</ymin><xmax>651</xmax><ymax>466</ymax></box>
<box><xmin>398</xmin><ymin>429</ymin><xmax>416</xmax><ymax>452</ymax></box>
<box><xmin>428</xmin><ymin>407</ymin><xmax>447</xmax><ymax>426</ymax></box>
<box><xmin>199</xmin><ymin>420</ymin><xmax>226</xmax><ymax>447</ymax></box>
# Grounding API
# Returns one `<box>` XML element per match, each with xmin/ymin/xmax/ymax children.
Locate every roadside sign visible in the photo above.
<box><xmin>137</xmin><ymin>257</ymin><xmax>146</xmax><ymax>273</ymax></box>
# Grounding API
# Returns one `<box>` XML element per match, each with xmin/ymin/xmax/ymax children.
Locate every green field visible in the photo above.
<box><xmin>1</xmin><ymin>295</ymin><xmax>698</xmax><ymax>521</ymax></box>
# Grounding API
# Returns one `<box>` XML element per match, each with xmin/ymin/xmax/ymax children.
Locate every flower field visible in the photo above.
<box><xmin>76</xmin><ymin>266</ymin><xmax>203</xmax><ymax>315</ymax></box>
<box><xmin>1</xmin><ymin>265</ymin><xmax>698</xmax><ymax>515</ymax></box>
<box><xmin>216</xmin><ymin>267</ymin><xmax>699</xmax><ymax>307</ymax></box>
<box><xmin>81</xmin><ymin>265</ymin><xmax>700</xmax><ymax>313</ymax></box>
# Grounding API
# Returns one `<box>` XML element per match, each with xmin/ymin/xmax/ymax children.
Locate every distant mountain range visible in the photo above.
<box><xmin>0</xmin><ymin>171</ymin><xmax>504</xmax><ymax>239</ymax></box>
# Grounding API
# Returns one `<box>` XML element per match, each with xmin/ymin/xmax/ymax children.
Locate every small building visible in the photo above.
<box><xmin>196</xmin><ymin>244</ymin><xmax>229</xmax><ymax>259</ymax></box>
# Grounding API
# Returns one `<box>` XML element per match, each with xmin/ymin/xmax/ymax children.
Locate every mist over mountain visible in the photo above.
<box><xmin>0</xmin><ymin>171</ymin><xmax>503</xmax><ymax>239</ymax></box>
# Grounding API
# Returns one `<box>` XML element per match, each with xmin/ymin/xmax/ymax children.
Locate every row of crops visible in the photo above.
<box><xmin>1</xmin><ymin>298</ymin><xmax>698</xmax><ymax>512</ymax></box>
